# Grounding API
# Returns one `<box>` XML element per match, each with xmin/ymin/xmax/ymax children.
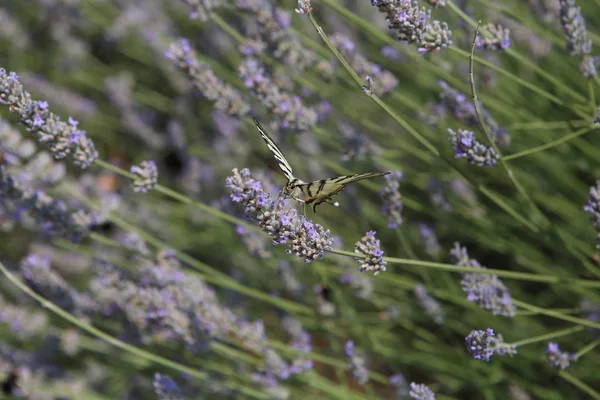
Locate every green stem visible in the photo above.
<box><xmin>513</xmin><ymin>299</ymin><xmax>600</xmax><ymax>330</ymax></box>
<box><xmin>504</xmin><ymin>126</ymin><xmax>595</xmax><ymax>161</ymax></box>
<box><xmin>559</xmin><ymin>371</ymin><xmax>600</xmax><ymax>400</ymax></box>
<box><xmin>512</xmin><ymin>326</ymin><xmax>584</xmax><ymax>347</ymax></box>
<box><xmin>574</xmin><ymin>338</ymin><xmax>600</xmax><ymax>359</ymax></box>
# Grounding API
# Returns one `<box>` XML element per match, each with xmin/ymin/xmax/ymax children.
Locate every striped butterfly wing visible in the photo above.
<box><xmin>298</xmin><ymin>172</ymin><xmax>390</xmax><ymax>212</ymax></box>
<box><xmin>253</xmin><ymin>118</ymin><xmax>295</xmax><ymax>181</ymax></box>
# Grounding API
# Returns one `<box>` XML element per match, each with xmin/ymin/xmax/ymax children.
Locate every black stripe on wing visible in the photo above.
<box><xmin>253</xmin><ymin>118</ymin><xmax>295</xmax><ymax>181</ymax></box>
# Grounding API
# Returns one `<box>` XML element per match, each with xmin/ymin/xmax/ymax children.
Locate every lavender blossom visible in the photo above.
<box><xmin>465</xmin><ymin>328</ymin><xmax>516</xmax><ymax>361</ymax></box>
<box><xmin>448</xmin><ymin>128</ymin><xmax>499</xmax><ymax>167</ymax></box>
<box><xmin>371</xmin><ymin>0</ymin><xmax>452</xmax><ymax>54</ymax></box>
<box><xmin>153</xmin><ymin>373</ymin><xmax>182</xmax><ymax>400</ymax></box>
<box><xmin>165</xmin><ymin>39</ymin><xmax>249</xmax><ymax>116</ymax></box>
<box><xmin>414</xmin><ymin>283</ymin><xmax>444</xmax><ymax>324</ymax></box>
<box><xmin>354</xmin><ymin>231</ymin><xmax>387</xmax><ymax>275</ymax></box>
<box><xmin>0</xmin><ymin>9</ymin><xmax>30</xmax><ymax>50</ymax></box>
<box><xmin>295</xmin><ymin>0</ymin><xmax>312</xmax><ymax>15</ymax></box>
<box><xmin>329</xmin><ymin>33</ymin><xmax>398</xmax><ymax>95</ymax></box>
<box><xmin>437</xmin><ymin>80</ymin><xmax>510</xmax><ymax>148</ymax></box>
<box><xmin>594</xmin><ymin>105</ymin><xmax>600</xmax><ymax>124</ymax></box>
<box><xmin>476</xmin><ymin>24</ymin><xmax>511</xmax><ymax>51</ymax></box>
<box><xmin>0</xmin><ymin>165</ymin><xmax>91</xmax><ymax>240</ymax></box>
<box><xmin>450</xmin><ymin>242</ymin><xmax>516</xmax><ymax>317</ymax></box>
<box><xmin>239</xmin><ymin>59</ymin><xmax>317</xmax><ymax>131</ymax></box>
<box><xmin>426</xmin><ymin>0</ymin><xmax>446</xmax><ymax>7</ymax></box>
<box><xmin>409</xmin><ymin>382</ymin><xmax>436</xmax><ymax>400</ymax></box>
<box><xmin>390</xmin><ymin>374</ymin><xmax>410</xmax><ymax>398</ymax></box>
<box><xmin>583</xmin><ymin>180</ymin><xmax>600</xmax><ymax>248</ymax></box>
<box><xmin>559</xmin><ymin>0</ymin><xmax>598</xmax><ymax>78</ymax></box>
<box><xmin>130</xmin><ymin>160</ymin><xmax>158</xmax><ymax>193</ymax></box>
<box><xmin>426</xmin><ymin>178</ymin><xmax>452</xmax><ymax>211</ymax></box>
<box><xmin>345</xmin><ymin>340</ymin><xmax>369</xmax><ymax>385</ymax></box>
<box><xmin>419</xmin><ymin>223</ymin><xmax>441</xmax><ymax>258</ymax></box>
<box><xmin>380</xmin><ymin>171</ymin><xmax>403</xmax><ymax>228</ymax></box>
<box><xmin>236</xmin><ymin>225</ymin><xmax>272</xmax><ymax>258</ymax></box>
<box><xmin>339</xmin><ymin>121</ymin><xmax>380</xmax><ymax>161</ymax></box>
<box><xmin>0</xmin><ymin>69</ymin><xmax>98</xmax><ymax>168</ymax></box>
<box><xmin>546</xmin><ymin>342</ymin><xmax>577</xmax><ymax>369</ymax></box>
<box><xmin>226</xmin><ymin>168</ymin><xmax>333</xmax><ymax>262</ymax></box>
<box><xmin>278</xmin><ymin>261</ymin><xmax>303</xmax><ymax>297</ymax></box>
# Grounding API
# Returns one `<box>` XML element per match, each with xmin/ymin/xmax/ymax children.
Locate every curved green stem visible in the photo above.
<box><xmin>512</xmin><ymin>326</ymin><xmax>584</xmax><ymax>347</ymax></box>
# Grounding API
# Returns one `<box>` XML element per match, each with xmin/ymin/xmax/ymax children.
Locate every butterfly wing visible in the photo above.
<box><xmin>253</xmin><ymin>118</ymin><xmax>295</xmax><ymax>181</ymax></box>
<box><xmin>297</xmin><ymin>172</ymin><xmax>390</xmax><ymax>212</ymax></box>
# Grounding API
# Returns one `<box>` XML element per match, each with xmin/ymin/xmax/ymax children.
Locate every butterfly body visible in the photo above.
<box><xmin>253</xmin><ymin>118</ymin><xmax>389</xmax><ymax>212</ymax></box>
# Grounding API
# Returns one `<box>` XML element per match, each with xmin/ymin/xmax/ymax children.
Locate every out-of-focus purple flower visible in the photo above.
<box><xmin>476</xmin><ymin>24</ymin><xmax>511</xmax><ymax>51</ymax></box>
<box><xmin>239</xmin><ymin>59</ymin><xmax>317</xmax><ymax>131</ymax></box>
<box><xmin>437</xmin><ymin>80</ymin><xmax>510</xmax><ymax>148</ymax></box>
<box><xmin>130</xmin><ymin>160</ymin><xmax>158</xmax><ymax>193</ymax></box>
<box><xmin>450</xmin><ymin>242</ymin><xmax>515</xmax><ymax>317</ymax></box>
<box><xmin>0</xmin><ymin>293</ymin><xmax>48</xmax><ymax>338</ymax></box>
<box><xmin>426</xmin><ymin>178</ymin><xmax>452</xmax><ymax>211</ymax></box>
<box><xmin>583</xmin><ymin>180</ymin><xmax>600</xmax><ymax>248</ymax></box>
<box><xmin>0</xmin><ymin>69</ymin><xmax>98</xmax><ymax>168</ymax></box>
<box><xmin>338</xmin><ymin>121</ymin><xmax>380</xmax><ymax>162</ymax></box>
<box><xmin>180</xmin><ymin>0</ymin><xmax>223</xmax><ymax>21</ymax></box>
<box><xmin>226</xmin><ymin>168</ymin><xmax>333</xmax><ymax>262</ymax></box>
<box><xmin>295</xmin><ymin>0</ymin><xmax>312</xmax><ymax>15</ymax></box>
<box><xmin>426</xmin><ymin>0</ymin><xmax>446</xmax><ymax>7</ymax></box>
<box><xmin>153</xmin><ymin>373</ymin><xmax>182</xmax><ymax>400</ymax></box>
<box><xmin>419</xmin><ymin>223</ymin><xmax>441</xmax><ymax>258</ymax></box>
<box><xmin>0</xmin><ymin>166</ymin><xmax>91</xmax><ymax>240</ymax></box>
<box><xmin>409</xmin><ymin>382</ymin><xmax>436</xmax><ymax>400</ymax></box>
<box><xmin>236</xmin><ymin>224</ymin><xmax>272</xmax><ymax>258</ymax></box>
<box><xmin>465</xmin><ymin>328</ymin><xmax>516</xmax><ymax>361</ymax></box>
<box><xmin>166</xmin><ymin>39</ymin><xmax>249</xmax><ymax>116</ymax></box>
<box><xmin>279</xmin><ymin>261</ymin><xmax>303</xmax><ymax>297</ymax></box>
<box><xmin>414</xmin><ymin>283</ymin><xmax>444</xmax><ymax>324</ymax></box>
<box><xmin>546</xmin><ymin>342</ymin><xmax>577</xmax><ymax>369</ymax></box>
<box><xmin>105</xmin><ymin>73</ymin><xmax>165</xmax><ymax>150</ymax></box>
<box><xmin>381</xmin><ymin>45</ymin><xmax>403</xmax><ymax>61</ymax></box>
<box><xmin>559</xmin><ymin>0</ymin><xmax>598</xmax><ymax>78</ymax></box>
<box><xmin>390</xmin><ymin>373</ymin><xmax>410</xmax><ymax>397</ymax></box>
<box><xmin>339</xmin><ymin>271</ymin><xmax>374</xmax><ymax>299</ymax></box>
<box><xmin>330</xmin><ymin>33</ymin><xmax>398</xmax><ymax>95</ymax></box>
<box><xmin>449</xmin><ymin>178</ymin><xmax>485</xmax><ymax>218</ymax></box>
<box><xmin>354</xmin><ymin>230</ymin><xmax>387</xmax><ymax>275</ymax></box>
<box><xmin>0</xmin><ymin>9</ymin><xmax>30</xmax><ymax>50</ymax></box>
<box><xmin>344</xmin><ymin>340</ymin><xmax>369</xmax><ymax>385</ymax></box>
<box><xmin>313</xmin><ymin>284</ymin><xmax>336</xmax><ymax>316</ymax></box>
<box><xmin>448</xmin><ymin>128</ymin><xmax>499</xmax><ymax>167</ymax></box>
<box><xmin>380</xmin><ymin>171</ymin><xmax>403</xmax><ymax>228</ymax></box>
<box><xmin>594</xmin><ymin>105</ymin><xmax>600</xmax><ymax>124</ymax></box>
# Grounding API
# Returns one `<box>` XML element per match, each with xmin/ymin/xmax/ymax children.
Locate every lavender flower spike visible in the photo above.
<box><xmin>130</xmin><ymin>160</ymin><xmax>158</xmax><ymax>193</ymax></box>
<box><xmin>380</xmin><ymin>171</ymin><xmax>403</xmax><ymax>228</ymax></box>
<box><xmin>345</xmin><ymin>340</ymin><xmax>369</xmax><ymax>385</ymax></box>
<box><xmin>0</xmin><ymin>68</ymin><xmax>98</xmax><ymax>168</ymax></box>
<box><xmin>295</xmin><ymin>0</ymin><xmax>312</xmax><ymax>15</ymax></box>
<box><xmin>448</xmin><ymin>128</ymin><xmax>498</xmax><ymax>167</ymax></box>
<box><xmin>354</xmin><ymin>230</ymin><xmax>387</xmax><ymax>275</ymax></box>
<box><xmin>409</xmin><ymin>382</ymin><xmax>436</xmax><ymax>400</ymax></box>
<box><xmin>583</xmin><ymin>180</ymin><xmax>600</xmax><ymax>248</ymax></box>
<box><xmin>594</xmin><ymin>105</ymin><xmax>600</xmax><ymax>124</ymax></box>
<box><xmin>450</xmin><ymin>242</ymin><xmax>516</xmax><ymax>317</ymax></box>
<box><xmin>546</xmin><ymin>342</ymin><xmax>577</xmax><ymax>369</ymax></box>
<box><xmin>465</xmin><ymin>328</ymin><xmax>516</xmax><ymax>362</ymax></box>
<box><xmin>476</xmin><ymin>24</ymin><xmax>511</xmax><ymax>51</ymax></box>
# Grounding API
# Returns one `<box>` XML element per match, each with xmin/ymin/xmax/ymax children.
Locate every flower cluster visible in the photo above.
<box><xmin>546</xmin><ymin>342</ymin><xmax>577</xmax><ymax>369</ymax></box>
<box><xmin>371</xmin><ymin>0</ymin><xmax>452</xmax><ymax>55</ymax></box>
<box><xmin>130</xmin><ymin>160</ymin><xmax>158</xmax><ymax>193</ymax></box>
<box><xmin>448</xmin><ymin>128</ymin><xmax>499</xmax><ymax>167</ymax></box>
<box><xmin>414</xmin><ymin>283</ymin><xmax>444</xmax><ymax>324</ymax></box>
<box><xmin>409</xmin><ymin>382</ymin><xmax>436</xmax><ymax>400</ymax></box>
<box><xmin>329</xmin><ymin>33</ymin><xmax>398</xmax><ymax>95</ymax></box>
<box><xmin>465</xmin><ymin>328</ymin><xmax>516</xmax><ymax>361</ymax></box>
<box><xmin>583</xmin><ymin>180</ymin><xmax>600</xmax><ymax>248</ymax></box>
<box><xmin>390</xmin><ymin>374</ymin><xmax>410</xmax><ymax>398</ymax></box>
<box><xmin>165</xmin><ymin>39</ymin><xmax>250</xmax><ymax>116</ymax></box>
<box><xmin>153</xmin><ymin>373</ymin><xmax>182</xmax><ymax>399</ymax></box>
<box><xmin>437</xmin><ymin>80</ymin><xmax>510</xmax><ymax>148</ymax></box>
<box><xmin>476</xmin><ymin>23</ymin><xmax>511</xmax><ymax>51</ymax></box>
<box><xmin>295</xmin><ymin>0</ymin><xmax>312</xmax><ymax>15</ymax></box>
<box><xmin>354</xmin><ymin>230</ymin><xmax>387</xmax><ymax>275</ymax></box>
<box><xmin>426</xmin><ymin>178</ymin><xmax>452</xmax><ymax>211</ymax></box>
<box><xmin>345</xmin><ymin>340</ymin><xmax>369</xmax><ymax>385</ymax></box>
<box><xmin>239</xmin><ymin>59</ymin><xmax>317</xmax><ymax>131</ymax></box>
<box><xmin>450</xmin><ymin>242</ymin><xmax>516</xmax><ymax>317</ymax></box>
<box><xmin>380</xmin><ymin>171</ymin><xmax>403</xmax><ymax>228</ymax></box>
<box><xmin>426</xmin><ymin>0</ymin><xmax>446</xmax><ymax>7</ymax></box>
<box><xmin>0</xmin><ymin>165</ymin><xmax>91</xmax><ymax>240</ymax></box>
<box><xmin>0</xmin><ymin>69</ymin><xmax>98</xmax><ymax>168</ymax></box>
<box><xmin>226</xmin><ymin>168</ymin><xmax>333</xmax><ymax>262</ymax></box>
<box><xmin>559</xmin><ymin>0</ymin><xmax>598</xmax><ymax>77</ymax></box>
<box><xmin>339</xmin><ymin>271</ymin><xmax>374</xmax><ymax>299</ymax></box>
<box><xmin>594</xmin><ymin>105</ymin><xmax>600</xmax><ymax>124</ymax></box>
